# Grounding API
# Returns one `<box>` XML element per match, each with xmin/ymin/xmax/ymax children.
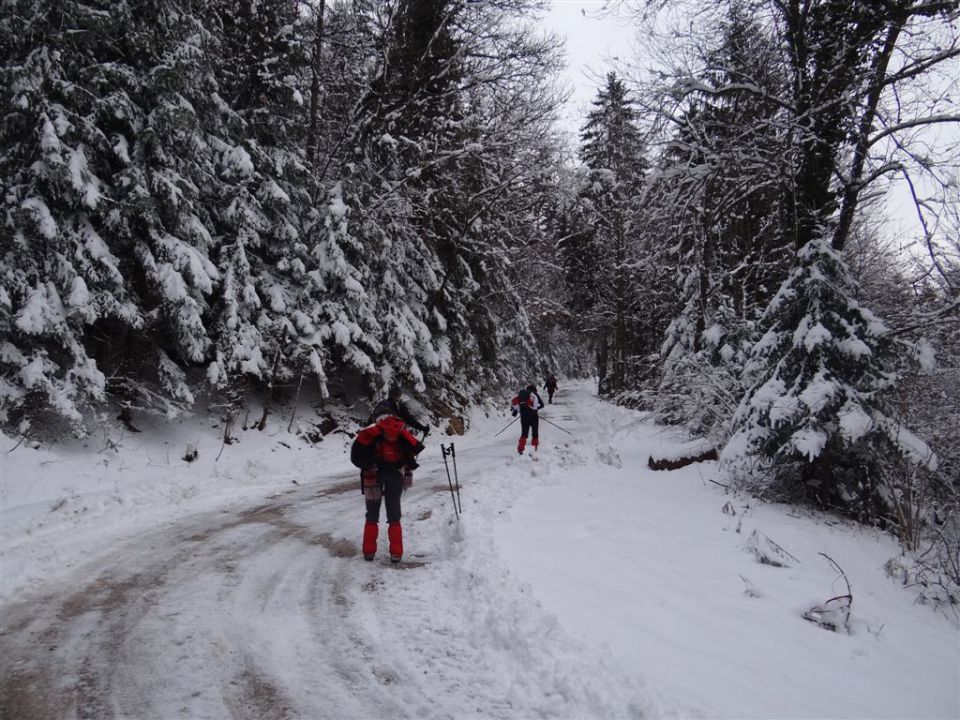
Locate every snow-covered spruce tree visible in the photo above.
<box><xmin>203</xmin><ymin>0</ymin><xmax>324</xmax><ymax>418</ymax></box>
<box><xmin>718</xmin><ymin>0</ymin><xmax>958</xmax><ymax>520</ymax></box>
<box><xmin>335</xmin><ymin>0</ymin><xmax>462</xmax><ymax>396</ymax></box>
<box><xmin>555</xmin><ymin>165</ymin><xmax>601</xmax><ymax>331</ymax></box>
<box><xmin>722</xmin><ymin>236</ymin><xmax>937</xmax><ymax>514</ymax></box>
<box><xmin>0</xmin><ymin>0</ymin><xmax>223</xmax><ymax>432</ymax></box>
<box><xmin>199</xmin><ymin>0</ymin><xmax>383</xmax><ymax>414</ymax></box>
<box><xmin>299</xmin><ymin>180</ymin><xmax>381</xmax><ymax>402</ymax></box>
<box><xmin>1</xmin><ymin>7</ymin><xmax>115</xmax><ymax>432</ymax></box>
<box><xmin>116</xmin><ymin>5</ymin><xmax>228</xmax><ymax>415</ymax></box>
<box><xmin>556</xmin><ymin>165</ymin><xmax>651</xmax><ymax>399</ymax></box>
<box><xmin>572</xmin><ymin>72</ymin><xmax>649</xmax><ymax>397</ymax></box>
<box><xmin>517</xmin><ymin>163</ymin><xmax>594</xmax><ymax>382</ymax></box>
<box><xmin>332</xmin><ymin>0</ymin><xmax>564</xmax><ymax>402</ymax></box>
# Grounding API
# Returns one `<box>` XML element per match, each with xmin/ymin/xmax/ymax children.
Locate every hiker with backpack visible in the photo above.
<box><xmin>351</xmin><ymin>410</ymin><xmax>426</xmax><ymax>563</ymax></box>
<box><xmin>369</xmin><ymin>385</ymin><xmax>430</xmax><ymax>437</ymax></box>
<box><xmin>544</xmin><ymin>374</ymin><xmax>558</xmax><ymax>404</ymax></box>
<box><xmin>510</xmin><ymin>384</ymin><xmax>544</xmax><ymax>454</ymax></box>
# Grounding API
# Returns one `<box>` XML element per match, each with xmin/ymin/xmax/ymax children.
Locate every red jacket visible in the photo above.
<box><xmin>351</xmin><ymin>416</ymin><xmax>424</xmax><ymax>471</ymax></box>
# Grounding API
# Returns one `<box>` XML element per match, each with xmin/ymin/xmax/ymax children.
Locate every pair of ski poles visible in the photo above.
<box><xmin>493</xmin><ymin>414</ymin><xmax>573</xmax><ymax>438</ymax></box>
<box><xmin>440</xmin><ymin>413</ymin><xmax>573</xmax><ymax>520</ymax></box>
<box><xmin>441</xmin><ymin>443</ymin><xmax>463</xmax><ymax>520</ymax></box>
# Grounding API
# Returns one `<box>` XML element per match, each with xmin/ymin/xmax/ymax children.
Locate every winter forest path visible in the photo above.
<box><xmin>0</xmin><ymin>382</ymin><xmax>668</xmax><ymax>719</ymax></box>
<box><xmin>4</xmin><ymin>384</ymin><xmax>955</xmax><ymax>718</ymax></box>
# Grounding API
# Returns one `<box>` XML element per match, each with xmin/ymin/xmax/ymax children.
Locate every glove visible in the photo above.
<box><xmin>422</xmin><ymin>426</ymin><xmax>430</xmax><ymax>437</ymax></box>
<box><xmin>362</xmin><ymin>468</ymin><xmax>381</xmax><ymax>501</ymax></box>
<box><xmin>402</xmin><ymin>467</ymin><xmax>413</xmax><ymax>490</ymax></box>
<box><xmin>511</xmin><ymin>408</ymin><xmax>518</xmax><ymax>417</ymax></box>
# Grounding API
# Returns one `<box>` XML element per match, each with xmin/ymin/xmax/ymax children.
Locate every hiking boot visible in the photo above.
<box><xmin>364</xmin><ymin>554</ymin><xmax>375</xmax><ymax>561</ymax></box>
<box><xmin>388</xmin><ymin>522</ymin><xmax>403</xmax><ymax>560</ymax></box>
<box><xmin>362</xmin><ymin>521</ymin><xmax>378</xmax><ymax>558</ymax></box>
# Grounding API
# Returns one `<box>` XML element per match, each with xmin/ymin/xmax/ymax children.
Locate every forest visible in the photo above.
<box><xmin>2</xmin><ymin>0</ymin><xmax>958</xmax><ymax>581</ymax></box>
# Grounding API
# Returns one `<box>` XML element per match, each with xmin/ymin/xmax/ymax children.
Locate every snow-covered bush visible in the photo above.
<box><xmin>722</xmin><ymin>239</ymin><xmax>937</xmax><ymax>519</ymax></box>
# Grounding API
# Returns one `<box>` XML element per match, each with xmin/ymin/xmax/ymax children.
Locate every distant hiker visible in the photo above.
<box><xmin>545</xmin><ymin>374</ymin><xmax>558</xmax><ymax>404</ymax></box>
<box><xmin>351</xmin><ymin>411</ymin><xmax>425</xmax><ymax>563</ymax></box>
<box><xmin>510</xmin><ymin>384</ymin><xmax>544</xmax><ymax>454</ymax></box>
<box><xmin>369</xmin><ymin>385</ymin><xmax>430</xmax><ymax>436</ymax></box>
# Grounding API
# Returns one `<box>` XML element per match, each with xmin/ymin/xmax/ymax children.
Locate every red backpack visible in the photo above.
<box><xmin>351</xmin><ymin>416</ymin><xmax>423</xmax><ymax>470</ymax></box>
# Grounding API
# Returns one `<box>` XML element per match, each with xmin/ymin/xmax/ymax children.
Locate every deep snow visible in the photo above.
<box><xmin>1</xmin><ymin>381</ymin><xmax>957</xmax><ymax>719</ymax></box>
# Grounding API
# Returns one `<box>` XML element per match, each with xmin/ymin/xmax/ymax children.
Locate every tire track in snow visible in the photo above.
<box><xmin>0</xmin><ymin>476</ymin><xmax>365</xmax><ymax>718</ymax></box>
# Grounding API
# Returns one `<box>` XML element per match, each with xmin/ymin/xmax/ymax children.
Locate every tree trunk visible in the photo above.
<box><xmin>596</xmin><ymin>335</ymin><xmax>609</xmax><ymax>396</ymax></box>
<box><xmin>613</xmin><ymin>213</ymin><xmax>627</xmax><ymax>393</ymax></box>
<box><xmin>257</xmin><ymin>349</ymin><xmax>283</xmax><ymax>431</ymax></box>
<box><xmin>833</xmin><ymin>17</ymin><xmax>904</xmax><ymax>252</ymax></box>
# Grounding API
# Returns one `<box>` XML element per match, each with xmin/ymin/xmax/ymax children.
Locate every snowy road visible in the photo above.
<box><xmin>2</xmin><ymin>475</ymin><xmax>372</xmax><ymax>719</ymax></box>
<box><xmin>2</xmin><ymin>382</ymin><xmax>956</xmax><ymax>719</ymax></box>
<box><xmin>0</xmin><ymin>386</ymin><xmax>654</xmax><ymax>720</ymax></box>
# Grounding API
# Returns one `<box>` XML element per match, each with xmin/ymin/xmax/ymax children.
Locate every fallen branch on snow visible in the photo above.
<box><xmin>648</xmin><ymin>447</ymin><xmax>718</xmax><ymax>471</ymax></box>
<box><xmin>803</xmin><ymin>553</ymin><xmax>853</xmax><ymax>633</ymax></box>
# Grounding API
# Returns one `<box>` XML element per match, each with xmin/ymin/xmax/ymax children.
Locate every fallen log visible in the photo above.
<box><xmin>648</xmin><ymin>447</ymin><xmax>718</xmax><ymax>471</ymax></box>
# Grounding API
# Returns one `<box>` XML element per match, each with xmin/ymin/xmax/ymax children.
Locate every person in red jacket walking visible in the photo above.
<box><xmin>351</xmin><ymin>413</ymin><xmax>425</xmax><ymax>563</ymax></box>
<box><xmin>510</xmin><ymin>384</ymin><xmax>544</xmax><ymax>454</ymax></box>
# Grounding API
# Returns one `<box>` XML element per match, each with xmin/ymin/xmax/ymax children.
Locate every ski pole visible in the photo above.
<box><xmin>441</xmin><ymin>443</ymin><xmax>460</xmax><ymax>520</ymax></box>
<box><xmin>539</xmin><ymin>415</ymin><xmax>574</xmax><ymax>435</ymax></box>
<box><xmin>449</xmin><ymin>442</ymin><xmax>462</xmax><ymax>514</ymax></box>
<box><xmin>493</xmin><ymin>416</ymin><xmax>519</xmax><ymax>437</ymax></box>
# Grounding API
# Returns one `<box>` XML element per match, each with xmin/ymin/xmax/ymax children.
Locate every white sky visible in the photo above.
<box><xmin>539</xmin><ymin>1</ymin><xmax>638</xmax><ymax>143</ymax></box>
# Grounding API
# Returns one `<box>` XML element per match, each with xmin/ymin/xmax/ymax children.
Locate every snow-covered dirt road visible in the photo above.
<box><xmin>0</xmin><ymin>386</ymin><xmax>658</xmax><ymax>719</ymax></box>
<box><xmin>2</xmin><ymin>382</ymin><xmax>957</xmax><ymax>719</ymax></box>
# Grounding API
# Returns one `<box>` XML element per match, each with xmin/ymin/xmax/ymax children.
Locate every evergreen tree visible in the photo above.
<box><xmin>338</xmin><ymin>0</ymin><xmax>463</xmax><ymax>393</ymax></box>
<box><xmin>1</xmin><ymin>0</ymin><xmax>221</xmax><ymax>430</ymax></box>
<box><xmin>334</xmin><ymin>0</ymin><xmax>563</xmax><ymax>398</ymax></box>
<box><xmin>722</xmin><ymin>238</ymin><xmax>936</xmax><ymax>510</ymax></box>
<box><xmin>0</xmin><ymin>0</ymin><xmax>568</xmax><ymax>436</ymax></box>
<box><xmin>572</xmin><ymin>72</ymin><xmax>648</xmax><ymax>395</ymax></box>
<box><xmin>203</xmin><ymin>0</ymin><xmax>322</xmax><ymax>411</ymax></box>
<box><xmin>650</xmin><ymin>6</ymin><xmax>789</xmax><ymax>434</ymax></box>
<box><xmin>721</xmin><ymin>0</ymin><xmax>956</xmax><ymax>509</ymax></box>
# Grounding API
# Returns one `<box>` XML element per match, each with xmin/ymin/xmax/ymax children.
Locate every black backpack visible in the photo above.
<box><xmin>351</xmin><ymin>436</ymin><xmax>376</xmax><ymax>469</ymax></box>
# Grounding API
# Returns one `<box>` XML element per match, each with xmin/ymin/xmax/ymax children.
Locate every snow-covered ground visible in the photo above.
<box><xmin>1</xmin><ymin>381</ymin><xmax>957</xmax><ymax>719</ymax></box>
